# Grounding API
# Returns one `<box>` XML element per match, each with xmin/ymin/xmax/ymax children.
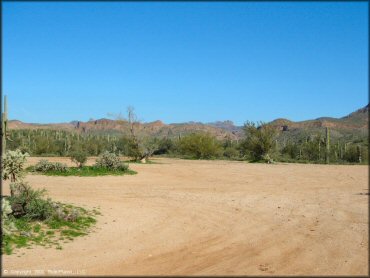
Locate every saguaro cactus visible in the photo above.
<box><xmin>2</xmin><ymin>95</ymin><xmax>8</xmax><ymax>154</ymax></box>
<box><xmin>325</xmin><ymin>127</ymin><xmax>330</xmax><ymax>164</ymax></box>
<box><xmin>357</xmin><ymin>145</ymin><xmax>362</xmax><ymax>163</ymax></box>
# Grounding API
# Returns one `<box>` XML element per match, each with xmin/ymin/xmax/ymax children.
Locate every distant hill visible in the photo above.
<box><xmin>268</xmin><ymin>104</ymin><xmax>368</xmax><ymax>142</ymax></box>
<box><xmin>8</xmin><ymin>117</ymin><xmax>242</xmax><ymax>140</ymax></box>
<box><xmin>269</xmin><ymin>104</ymin><xmax>368</xmax><ymax>131</ymax></box>
<box><xmin>8</xmin><ymin>104</ymin><xmax>368</xmax><ymax>141</ymax></box>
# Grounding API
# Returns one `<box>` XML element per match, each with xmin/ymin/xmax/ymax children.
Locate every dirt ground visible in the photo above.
<box><xmin>2</xmin><ymin>157</ymin><xmax>368</xmax><ymax>276</ymax></box>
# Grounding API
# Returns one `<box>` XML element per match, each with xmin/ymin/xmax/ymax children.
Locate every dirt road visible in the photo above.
<box><xmin>2</xmin><ymin>157</ymin><xmax>368</xmax><ymax>275</ymax></box>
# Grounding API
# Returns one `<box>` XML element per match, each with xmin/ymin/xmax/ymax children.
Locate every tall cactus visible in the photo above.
<box><xmin>2</xmin><ymin>95</ymin><xmax>8</xmax><ymax>154</ymax></box>
<box><xmin>325</xmin><ymin>127</ymin><xmax>330</xmax><ymax>164</ymax></box>
<box><xmin>357</xmin><ymin>145</ymin><xmax>362</xmax><ymax>163</ymax></box>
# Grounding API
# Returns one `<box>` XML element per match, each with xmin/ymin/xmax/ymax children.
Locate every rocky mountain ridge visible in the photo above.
<box><xmin>8</xmin><ymin>104</ymin><xmax>368</xmax><ymax>140</ymax></box>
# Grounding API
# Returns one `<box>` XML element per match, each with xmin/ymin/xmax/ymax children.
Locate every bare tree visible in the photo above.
<box><xmin>127</xmin><ymin>106</ymin><xmax>139</xmax><ymax>144</ymax></box>
<box><xmin>122</xmin><ymin>106</ymin><xmax>159</xmax><ymax>163</ymax></box>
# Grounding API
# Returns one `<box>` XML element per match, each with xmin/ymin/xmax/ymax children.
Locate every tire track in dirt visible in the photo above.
<box><xmin>2</xmin><ymin>158</ymin><xmax>368</xmax><ymax>276</ymax></box>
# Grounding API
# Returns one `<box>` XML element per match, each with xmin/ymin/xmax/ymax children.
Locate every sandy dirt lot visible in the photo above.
<box><xmin>2</xmin><ymin>157</ymin><xmax>368</xmax><ymax>276</ymax></box>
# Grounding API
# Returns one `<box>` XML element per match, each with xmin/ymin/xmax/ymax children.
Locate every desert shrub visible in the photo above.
<box><xmin>261</xmin><ymin>153</ymin><xmax>274</xmax><ymax>163</ymax></box>
<box><xmin>50</xmin><ymin>203</ymin><xmax>88</xmax><ymax>223</ymax></box>
<box><xmin>281</xmin><ymin>142</ymin><xmax>300</xmax><ymax>160</ymax></box>
<box><xmin>25</xmin><ymin>198</ymin><xmax>54</xmax><ymax>220</ymax></box>
<box><xmin>118</xmin><ymin>136</ymin><xmax>159</xmax><ymax>162</ymax></box>
<box><xmin>116</xmin><ymin>163</ymin><xmax>129</xmax><ymax>171</ymax></box>
<box><xmin>70</xmin><ymin>150</ymin><xmax>88</xmax><ymax>168</ymax></box>
<box><xmin>95</xmin><ymin>151</ymin><xmax>128</xmax><ymax>170</ymax></box>
<box><xmin>343</xmin><ymin>145</ymin><xmax>362</xmax><ymax>163</ymax></box>
<box><xmin>240</xmin><ymin>121</ymin><xmax>277</xmax><ymax>161</ymax></box>
<box><xmin>34</xmin><ymin>159</ymin><xmax>68</xmax><ymax>172</ymax></box>
<box><xmin>8</xmin><ymin>181</ymin><xmax>53</xmax><ymax>220</ymax></box>
<box><xmin>2</xmin><ymin>149</ymin><xmax>29</xmax><ymax>182</ymax></box>
<box><xmin>153</xmin><ymin>138</ymin><xmax>174</xmax><ymax>155</ymax></box>
<box><xmin>176</xmin><ymin>133</ymin><xmax>223</xmax><ymax>159</ymax></box>
<box><xmin>53</xmin><ymin>162</ymin><xmax>69</xmax><ymax>172</ymax></box>
<box><xmin>223</xmin><ymin>146</ymin><xmax>240</xmax><ymax>159</ymax></box>
<box><xmin>360</xmin><ymin>145</ymin><xmax>368</xmax><ymax>163</ymax></box>
<box><xmin>120</xmin><ymin>136</ymin><xmax>160</xmax><ymax>162</ymax></box>
<box><xmin>138</xmin><ymin>137</ymin><xmax>160</xmax><ymax>162</ymax></box>
<box><xmin>117</xmin><ymin>136</ymin><xmax>138</xmax><ymax>158</ymax></box>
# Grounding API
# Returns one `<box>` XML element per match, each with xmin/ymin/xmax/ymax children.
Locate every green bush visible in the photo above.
<box><xmin>34</xmin><ymin>159</ymin><xmax>68</xmax><ymax>172</ymax></box>
<box><xmin>25</xmin><ymin>198</ymin><xmax>54</xmax><ymax>220</ymax></box>
<box><xmin>176</xmin><ymin>133</ymin><xmax>223</xmax><ymax>159</ymax></box>
<box><xmin>281</xmin><ymin>142</ymin><xmax>300</xmax><ymax>160</ymax></box>
<box><xmin>240</xmin><ymin>122</ymin><xmax>277</xmax><ymax>161</ymax></box>
<box><xmin>153</xmin><ymin>138</ymin><xmax>174</xmax><ymax>155</ymax></box>
<box><xmin>343</xmin><ymin>145</ymin><xmax>362</xmax><ymax>163</ymax></box>
<box><xmin>8</xmin><ymin>181</ymin><xmax>53</xmax><ymax>220</ymax></box>
<box><xmin>70</xmin><ymin>151</ymin><xmax>88</xmax><ymax>168</ymax></box>
<box><xmin>116</xmin><ymin>163</ymin><xmax>129</xmax><ymax>171</ymax></box>
<box><xmin>223</xmin><ymin>146</ymin><xmax>240</xmax><ymax>159</ymax></box>
<box><xmin>118</xmin><ymin>136</ymin><xmax>159</xmax><ymax>162</ymax></box>
<box><xmin>95</xmin><ymin>151</ymin><xmax>128</xmax><ymax>171</ymax></box>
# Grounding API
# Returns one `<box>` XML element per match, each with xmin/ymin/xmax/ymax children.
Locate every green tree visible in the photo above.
<box><xmin>177</xmin><ymin>133</ymin><xmax>222</xmax><ymax>159</ymax></box>
<box><xmin>240</xmin><ymin>121</ymin><xmax>277</xmax><ymax>161</ymax></box>
<box><xmin>70</xmin><ymin>150</ymin><xmax>88</xmax><ymax>168</ymax></box>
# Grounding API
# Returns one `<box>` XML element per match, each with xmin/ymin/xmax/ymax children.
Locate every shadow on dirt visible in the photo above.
<box><xmin>355</xmin><ymin>189</ymin><xmax>369</xmax><ymax>195</ymax></box>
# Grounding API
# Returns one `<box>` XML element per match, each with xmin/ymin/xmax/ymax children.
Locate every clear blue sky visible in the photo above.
<box><xmin>3</xmin><ymin>2</ymin><xmax>368</xmax><ymax>125</ymax></box>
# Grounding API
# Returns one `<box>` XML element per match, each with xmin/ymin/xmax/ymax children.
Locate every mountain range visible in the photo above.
<box><xmin>8</xmin><ymin>104</ymin><xmax>369</xmax><ymax>141</ymax></box>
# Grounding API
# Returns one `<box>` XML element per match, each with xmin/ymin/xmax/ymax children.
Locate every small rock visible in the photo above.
<box><xmin>259</xmin><ymin>264</ymin><xmax>269</xmax><ymax>271</ymax></box>
<box><xmin>20</xmin><ymin>231</ymin><xmax>32</xmax><ymax>237</ymax></box>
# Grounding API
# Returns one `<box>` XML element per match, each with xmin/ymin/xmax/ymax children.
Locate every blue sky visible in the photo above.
<box><xmin>3</xmin><ymin>2</ymin><xmax>368</xmax><ymax>125</ymax></box>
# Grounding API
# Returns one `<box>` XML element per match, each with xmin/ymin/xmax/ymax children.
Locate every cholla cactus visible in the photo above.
<box><xmin>2</xmin><ymin>149</ymin><xmax>29</xmax><ymax>183</ymax></box>
<box><xmin>2</xmin><ymin>198</ymin><xmax>12</xmax><ymax>216</ymax></box>
<box><xmin>54</xmin><ymin>162</ymin><xmax>68</xmax><ymax>172</ymax></box>
<box><xmin>1</xmin><ymin>198</ymin><xmax>17</xmax><ymax>235</ymax></box>
<box><xmin>34</xmin><ymin>159</ymin><xmax>54</xmax><ymax>172</ymax></box>
<box><xmin>262</xmin><ymin>153</ymin><xmax>274</xmax><ymax>164</ymax></box>
<box><xmin>34</xmin><ymin>160</ymin><xmax>68</xmax><ymax>172</ymax></box>
<box><xmin>55</xmin><ymin>207</ymin><xmax>66</xmax><ymax>220</ymax></box>
<box><xmin>95</xmin><ymin>151</ymin><xmax>125</xmax><ymax>170</ymax></box>
<box><xmin>68</xmin><ymin>208</ymin><xmax>80</xmax><ymax>222</ymax></box>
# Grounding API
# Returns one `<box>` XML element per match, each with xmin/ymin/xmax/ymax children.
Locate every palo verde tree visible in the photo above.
<box><xmin>240</xmin><ymin>121</ymin><xmax>277</xmax><ymax>162</ymax></box>
<box><xmin>176</xmin><ymin>133</ymin><xmax>223</xmax><ymax>159</ymax></box>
